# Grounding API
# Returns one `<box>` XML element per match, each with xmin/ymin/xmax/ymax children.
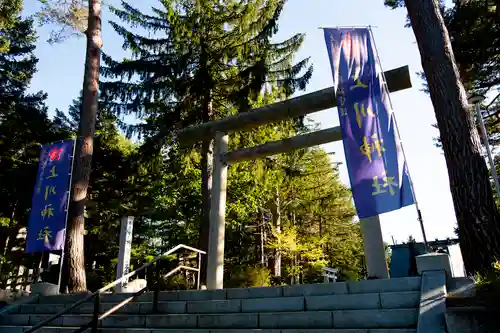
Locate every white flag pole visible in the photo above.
<box><xmin>469</xmin><ymin>95</ymin><xmax>500</xmax><ymax>201</ymax></box>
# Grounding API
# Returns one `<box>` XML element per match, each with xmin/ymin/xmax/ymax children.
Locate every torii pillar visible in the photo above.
<box><xmin>178</xmin><ymin>66</ymin><xmax>412</xmax><ymax>289</ymax></box>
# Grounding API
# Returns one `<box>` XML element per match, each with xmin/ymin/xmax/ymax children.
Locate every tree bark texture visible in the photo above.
<box><xmin>404</xmin><ymin>0</ymin><xmax>500</xmax><ymax>274</ymax></box>
<box><xmin>260</xmin><ymin>212</ymin><xmax>266</xmax><ymax>265</ymax></box>
<box><xmin>65</xmin><ymin>0</ymin><xmax>102</xmax><ymax>292</ymax></box>
<box><xmin>272</xmin><ymin>187</ymin><xmax>281</xmax><ymax>277</ymax></box>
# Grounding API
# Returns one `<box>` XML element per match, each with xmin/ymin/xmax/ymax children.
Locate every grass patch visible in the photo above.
<box><xmin>473</xmin><ymin>261</ymin><xmax>500</xmax><ymax>304</ymax></box>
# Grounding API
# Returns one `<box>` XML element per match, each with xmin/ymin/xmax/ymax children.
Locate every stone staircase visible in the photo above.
<box><xmin>0</xmin><ymin>276</ymin><xmax>422</xmax><ymax>333</ymax></box>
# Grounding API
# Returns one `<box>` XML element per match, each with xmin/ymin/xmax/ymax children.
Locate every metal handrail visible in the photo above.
<box><xmin>25</xmin><ymin>244</ymin><xmax>206</xmax><ymax>333</ymax></box>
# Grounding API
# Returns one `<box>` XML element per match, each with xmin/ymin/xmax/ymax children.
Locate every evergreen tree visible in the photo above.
<box><xmin>262</xmin><ymin>148</ymin><xmax>362</xmax><ymax>283</ymax></box>
<box><xmin>398</xmin><ymin>2</ymin><xmax>500</xmax><ymax>207</ymax></box>
<box><xmin>0</xmin><ymin>17</ymin><xmax>63</xmax><ymax>229</ymax></box>
<box><xmin>36</xmin><ymin>0</ymin><xmax>104</xmax><ymax>292</ymax></box>
<box><xmin>101</xmin><ymin>0</ymin><xmax>312</xmax><ymax>283</ymax></box>
<box><xmin>0</xmin><ymin>18</ymin><xmax>70</xmax><ymax>284</ymax></box>
<box><xmin>63</xmin><ymin>0</ymin><xmax>103</xmax><ymax>292</ymax></box>
<box><xmin>443</xmin><ymin>1</ymin><xmax>500</xmax><ymax>92</ymax></box>
<box><xmin>0</xmin><ymin>0</ymin><xmax>23</xmax><ymax>52</ymax></box>
<box><xmin>386</xmin><ymin>0</ymin><xmax>500</xmax><ymax>275</ymax></box>
<box><xmin>35</xmin><ymin>0</ymin><xmax>88</xmax><ymax>43</ymax></box>
<box><xmin>443</xmin><ymin>1</ymin><xmax>500</xmax><ymax>205</ymax></box>
<box><xmin>389</xmin><ymin>1</ymin><xmax>500</xmax><ymax>95</ymax></box>
<box><xmin>35</xmin><ymin>0</ymin><xmax>104</xmax><ymax>292</ymax></box>
<box><xmin>53</xmin><ymin>95</ymin><xmax>157</xmax><ymax>289</ymax></box>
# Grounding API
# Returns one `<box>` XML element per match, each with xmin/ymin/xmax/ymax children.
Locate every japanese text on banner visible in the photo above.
<box><xmin>323</xmin><ymin>28</ymin><xmax>414</xmax><ymax>218</ymax></box>
<box><xmin>26</xmin><ymin>140</ymin><xmax>74</xmax><ymax>253</ymax></box>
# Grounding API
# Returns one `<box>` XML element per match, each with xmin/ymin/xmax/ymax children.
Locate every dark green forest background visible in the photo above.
<box><xmin>1</xmin><ymin>0</ymin><xmax>499</xmax><ymax>289</ymax></box>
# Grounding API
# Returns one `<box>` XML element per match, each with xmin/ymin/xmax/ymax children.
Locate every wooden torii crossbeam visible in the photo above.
<box><xmin>178</xmin><ymin>65</ymin><xmax>412</xmax><ymax>290</ymax></box>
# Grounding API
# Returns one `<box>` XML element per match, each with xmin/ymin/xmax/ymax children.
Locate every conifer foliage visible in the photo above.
<box><xmin>0</xmin><ymin>18</ymin><xmax>69</xmax><ymax>283</ymax></box>
<box><xmin>385</xmin><ymin>0</ymin><xmax>500</xmax><ymax>275</ymax></box>
<box><xmin>101</xmin><ymin>0</ymin><xmax>313</xmax><ymax>283</ymax></box>
<box><xmin>1</xmin><ymin>0</ymin><xmax>364</xmax><ymax>289</ymax></box>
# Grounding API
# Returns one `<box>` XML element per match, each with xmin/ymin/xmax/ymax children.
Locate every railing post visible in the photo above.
<box><xmin>153</xmin><ymin>259</ymin><xmax>161</xmax><ymax>313</ymax></box>
<box><xmin>91</xmin><ymin>293</ymin><xmax>100</xmax><ymax>333</ymax></box>
<box><xmin>197</xmin><ymin>253</ymin><xmax>202</xmax><ymax>290</ymax></box>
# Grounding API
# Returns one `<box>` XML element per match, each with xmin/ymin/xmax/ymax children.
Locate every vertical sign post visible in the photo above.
<box><xmin>116</xmin><ymin>216</ymin><xmax>134</xmax><ymax>293</ymax></box>
<box><xmin>323</xmin><ymin>28</ymin><xmax>416</xmax><ymax>278</ymax></box>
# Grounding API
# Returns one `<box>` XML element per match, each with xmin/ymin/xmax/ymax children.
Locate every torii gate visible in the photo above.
<box><xmin>178</xmin><ymin>66</ymin><xmax>412</xmax><ymax>290</ymax></box>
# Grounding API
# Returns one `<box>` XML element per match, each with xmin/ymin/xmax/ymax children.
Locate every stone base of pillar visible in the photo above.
<box><xmin>416</xmin><ymin>252</ymin><xmax>452</xmax><ymax>278</ymax></box>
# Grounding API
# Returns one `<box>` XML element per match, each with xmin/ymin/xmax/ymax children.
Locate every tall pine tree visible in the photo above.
<box><xmin>36</xmin><ymin>0</ymin><xmax>104</xmax><ymax>292</ymax></box>
<box><xmin>386</xmin><ymin>0</ymin><xmax>500</xmax><ymax>274</ymax></box>
<box><xmin>0</xmin><ymin>18</ymin><xmax>68</xmax><ymax>281</ymax></box>
<box><xmin>101</xmin><ymin>0</ymin><xmax>312</xmax><ymax>283</ymax></box>
<box><xmin>0</xmin><ymin>17</ymin><xmax>62</xmax><ymax>229</ymax></box>
<box><xmin>0</xmin><ymin>0</ymin><xmax>23</xmax><ymax>52</ymax></box>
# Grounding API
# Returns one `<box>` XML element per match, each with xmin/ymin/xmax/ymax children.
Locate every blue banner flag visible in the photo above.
<box><xmin>26</xmin><ymin>140</ymin><xmax>74</xmax><ymax>253</ymax></box>
<box><xmin>323</xmin><ymin>28</ymin><xmax>414</xmax><ymax>218</ymax></box>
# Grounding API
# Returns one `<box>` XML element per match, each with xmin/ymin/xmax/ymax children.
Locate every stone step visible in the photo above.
<box><xmin>446</xmin><ymin>277</ymin><xmax>475</xmax><ymax>298</ymax></box>
<box><xmin>15</xmin><ymin>291</ymin><xmax>420</xmax><ymax>315</ymax></box>
<box><xmin>445</xmin><ymin>306</ymin><xmax>499</xmax><ymax>333</ymax></box>
<box><xmin>37</xmin><ymin>277</ymin><xmax>422</xmax><ymax>305</ymax></box>
<box><xmin>0</xmin><ymin>309</ymin><xmax>417</xmax><ymax>329</ymax></box>
<box><xmin>0</xmin><ymin>327</ymin><xmax>418</xmax><ymax>333</ymax></box>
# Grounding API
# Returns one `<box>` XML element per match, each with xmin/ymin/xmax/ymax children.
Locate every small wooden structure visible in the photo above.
<box><xmin>178</xmin><ymin>66</ymin><xmax>412</xmax><ymax>290</ymax></box>
<box><xmin>322</xmin><ymin>267</ymin><xmax>339</xmax><ymax>283</ymax></box>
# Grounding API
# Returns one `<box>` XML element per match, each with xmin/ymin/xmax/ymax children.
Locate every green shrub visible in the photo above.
<box><xmin>474</xmin><ymin>261</ymin><xmax>500</xmax><ymax>298</ymax></box>
<box><xmin>227</xmin><ymin>265</ymin><xmax>271</xmax><ymax>288</ymax></box>
<box><xmin>159</xmin><ymin>274</ymin><xmax>194</xmax><ymax>290</ymax></box>
<box><xmin>86</xmin><ymin>271</ymin><xmax>104</xmax><ymax>292</ymax></box>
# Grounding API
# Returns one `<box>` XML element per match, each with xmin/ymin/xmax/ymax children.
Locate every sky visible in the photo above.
<box><xmin>22</xmin><ymin>0</ymin><xmax>459</xmax><ymax>245</ymax></box>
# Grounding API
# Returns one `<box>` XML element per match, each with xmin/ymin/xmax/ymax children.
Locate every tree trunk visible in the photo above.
<box><xmin>198</xmin><ymin>93</ymin><xmax>213</xmax><ymax>286</ymax></box>
<box><xmin>263</xmin><ymin>220</ymin><xmax>268</xmax><ymax>266</ymax></box>
<box><xmin>272</xmin><ymin>187</ymin><xmax>281</xmax><ymax>277</ymax></box>
<box><xmin>260</xmin><ymin>212</ymin><xmax>265</xmax><ymax>265</ymax></box>
<box><xmin>404</xmin><ymin>0</ymin><xmax>500</xmax><ymax>274</ymax></box>
<box><xmin>0</xmin><ymin>201</ymin><xmax>17</xmax><ymax>256</ymax></box>
<box><xmin>291</xmin><ymin>210</ymin><xmax>298</xmax><ymax>283</ymax></box>
<box><xmin>319</xmin><ymin>215</ymin><xmax>324</xmax><ymax>259</ymax></box>
<box><xmin>65</xmin><ymin>0</ymin><xmax>102</xmax><ymax>292</ymax></box>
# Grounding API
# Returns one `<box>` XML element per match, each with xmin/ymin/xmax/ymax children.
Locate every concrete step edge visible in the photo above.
<box><xmin>0</xmin><ymin>309</ymin><xmax>418</xmax><ymax>330</ymax></box>
<box><xmin>10</xmin><ymin>291</ymin><xmax>421</xmax><ymax>315</ymax></box>
<box><xmin>34</xmin><ymin>290</ymin><xmax>422</xmax><ymax>305</ymax></box>
<box><xmin>11</xmin><ymin>292</ymin><xmax>420</xmax><ymax>315</ymax></box>
<box><xmin>0</xmin><ymin>327</ymin><xmax>417</xmax><ymax>333</ymax></box>
<box><xmin>1</xmin><ymin>308</ymin><xmax>421</xmax><ymax>318</ymax></box>
<box><xmin>37</xmin><ymin>277</ymin><xmax>423</xmax><ymax>304</ymax></box>
<box><xmin>4</xmin><ymin>304</ymin><xmax>421</xmax><ymax>317</ymax></box>
<box><xmin>446</xmin><ymin>305</ymin><xmax>500</xmax><ymax>312</ymax></box>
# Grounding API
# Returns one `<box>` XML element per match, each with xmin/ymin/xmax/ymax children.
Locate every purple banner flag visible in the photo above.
<box><xmin>26</xmin><ymin>140</ymin><xmax>74</xmax><ymax>253</ymax></box>
<box><xmin>323</xmin><ymin>28</ymin><xmax>414</xmax><ymax>218</ymax></box>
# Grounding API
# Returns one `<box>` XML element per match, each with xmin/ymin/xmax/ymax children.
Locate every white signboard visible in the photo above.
<box><xmin>116</xmin><ymin>216</ymin><xmax>134</xmax><ymax>293</ymax></box>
